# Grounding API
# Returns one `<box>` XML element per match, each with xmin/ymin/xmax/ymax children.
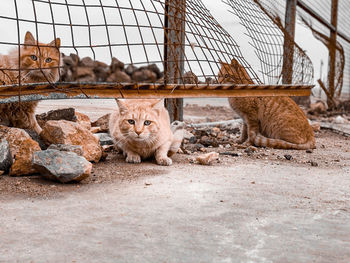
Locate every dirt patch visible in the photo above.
<box><xmin>0</xmin><ymin>103</ymin><xmax>349</xmax><ymax>200</ymax></box>
<box><xmin>183</xmin><ymin>104</ymin><xmax>236</xmax><ymax>123</ymax></box>
<box><xmin>1</xmin><ymin>129</ymin><xmax>348</xmax><ymax>199</ymax></box>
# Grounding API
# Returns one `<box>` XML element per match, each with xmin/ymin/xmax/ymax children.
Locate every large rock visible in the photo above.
<box><xmin>106</xmin><ymin>70</ymin><xmax>131</xmax><ymax>83</ymax></box>
<box><xmin>36</xmin><ymin>108</ymin><xmax>76</xmax><ymax>128</ymax></box>
<box><xmin>80</xmin><ymin>56</ymin><xmax>94</xmax><ymax>68</ymax></box>
<box><xmin>25</xmin><ymin>129</ymin><xmax>47</xmax><ymax>150</ymax></box>
<box><xmin>48</xmin><ymin>144</ymin><xmax>84</xmax><ymax>156</ymax></box>
<box><xmin>93</xmin><ymin>61</ymin><xmax>109</xmax><ymax>82</ymax></box>
<box><xmin>75</xmin><ymin>112</ymin><xmax>91</xmax><ymax>130</ymax></box>
<box><xmin>96</xmin><ymin>133</ymin><xmax>114</xmax><ymax>146</ymax></box>
<box><xmin>32</xmin><ymin>149</ymin><xmax>92</xmax><ymax>183</ymax></box>
<box><xmin>91</xmin><ymin>113</ymin><xmax>110</xmax><ymax>132</ymax></box>
<box><xmin>0</xmin><ymin>126</ymin><xmax>41</xmax><ymax>176</ymax></box>
<box><xmin>110</xmin><ymin>57</ymin><xmax>125</xmax><ymax>72</ymax></box>
<box><xmin>75</xmin><ymin>67</ymin><xmax>96</xmax><ymax>82</ymax></box>
<box><xmin>0</xmin><ymin>139</ymin><xmax>13</xmax><ymax>174</ymax></box>
<box><xmin>40</xmin><ymin>120</ymin><xmax>102</xmax><ymax>162</ymax></box>
<box><xmin>132</xmin><ymin>68</ymin><xmax>157</xmax><ymax>82</ymax></box>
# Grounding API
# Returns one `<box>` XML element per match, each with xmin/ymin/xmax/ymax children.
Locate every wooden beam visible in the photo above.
<box><xmin>0</xmin><ymin>82</ymin><xmax>313</xmax><ymax>103</ymax></box>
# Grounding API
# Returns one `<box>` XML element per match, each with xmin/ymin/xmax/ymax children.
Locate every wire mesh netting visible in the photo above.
<box><xmin>0</xmin><ymin>0</ymin><xmax>261</xmax><ymax>99</ymax></box>
<box><xmin>0</xmin><ymin>0</ymin><xmax>315</xmax><ymax>103</ymax></box>
<box><xmin>254</xmin><ymin>0</ymin><xmax>350</xmax><ymax>99</ymax></box>
<box><xmin>296</xmin><ymin>0</ymin><xmax>350</xmax><ymax>99</ymax></box>
<box><xmin>222</xmin><ymin>0</ymin><xmax>314</xmax><ymax>85</ymax></box>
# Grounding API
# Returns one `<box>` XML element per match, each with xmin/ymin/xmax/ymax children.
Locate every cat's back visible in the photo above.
<box><xmin>259</xmin><ymin>96</ymin><xmax>315</xmax><ymax>144</ymax></box>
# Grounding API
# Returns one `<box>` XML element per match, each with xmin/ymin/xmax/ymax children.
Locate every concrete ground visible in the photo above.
<box><xmin>1</xmin><ymin>98</ymin><xmax>350</xmax><ymax>262</ymax></box>
<box><xmin>1</xmin><ymin>161</ymin><xmax>349</xmax><ymax>262</ymax></box>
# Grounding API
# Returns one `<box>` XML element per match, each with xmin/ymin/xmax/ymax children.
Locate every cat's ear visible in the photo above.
<box><xmin>49</xmin><ymin>38</ymin><xmax>61</xmax><ymax>48</ymax></box>
<box><xmin>152</xmin><ymin>99</ymin><xmax>164</xmax><ymax>110</ymax></box>
<box><xmin>24</xmin><ymin>31</ymin><xmax>36</xmax><ymax>48</ymax></box>
<box><xmin>116</xmin><ymin>99</ymin><xmax>128</xmax><ymax>114</ymax></box>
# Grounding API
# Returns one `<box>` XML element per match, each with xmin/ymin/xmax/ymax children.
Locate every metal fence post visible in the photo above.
<box><xmin>282</xmin><ymin>0</ymin><xmax>296</xmax><ymax>84</ymax></box>
<box><xmin>283</xmin><ymin>0</ymin><xmax>310</xmax><ymax>105</ymax></box>
<box><xmin>328</xmin><ymin>0</ymin><xmax>338</xmax><ymax>107</ymax></box>
<box><xmin>163</xmin><ymin>0</ymin><xmax>186</xmax><ymax>122</ymax></box>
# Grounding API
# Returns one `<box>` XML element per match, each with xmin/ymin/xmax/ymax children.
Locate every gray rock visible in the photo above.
<box><xmin>36</xmin><ymin>108</ymin><xmax>76</xmax><ymax>127</ymax></box>
<box><xmin>96</xmin><ymin>133</ymin><xmax>114</xmax><ymax>146</ymax></box>
<box><xmin>0</xmin><ymin>139</ymin><xmax>13</xmax><ymax>173</ymax></box>
<box><xmin>125</xmin><ymin>64</ymin><xmax>138</xmax><ymax>76</ymax></box>
<box><xmin>25</xmin><ymin>129</ymin><xmax>47</xmax><ymax>150</ymax></box>
<box><xmin>48</xmin><ymin>144</ymin><xmax>84</xmax><ymax>156</ymax></box>
<box><xmin>32</xmin><ymin>149</ymin><xmax>92</xmax><ymax>183</ymax></box>
<box><xmin>80</xmin><ymin>57</ymin><xmax>94</xmax><ymax>68</ymax></box>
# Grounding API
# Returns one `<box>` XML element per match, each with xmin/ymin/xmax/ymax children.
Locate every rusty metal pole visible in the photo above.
<box><xmin>328</xmin><ymin>0</ymin><xmax>338</xmax><ymax>108</ymax></box>
<box><xmin>282</xmin><ymin>0</ymin><xmax>296</xmax><ymax>85</ymax></box>
<box><xmin>283</xmin><ymin>0</ymin><xmax>309</xmax><ymax>106</ymax></box>
<box><xmin>163</xmin><ymin>0</ymin><xmax>186</xmax><ymax>122</ymax></box>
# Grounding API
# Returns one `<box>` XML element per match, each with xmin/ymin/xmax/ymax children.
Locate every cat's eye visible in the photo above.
<box><xmin>144</xmin><ymin>120</ymin><xmax>151</xmax><ymax>126</ymax></box>
<box><xmin>45</xmin><ymin>57</ymin><xmax>52</xmax><ymax>63</ymax></box>
<box><xmin>128</xmin><ymin>119</ymin><xmax>135</xmax><ymax>125</ymax></box>
<box><xmin>30</xmin><ymin>55</ymin><xmax>37</xmax><ymax>61</ymax></box>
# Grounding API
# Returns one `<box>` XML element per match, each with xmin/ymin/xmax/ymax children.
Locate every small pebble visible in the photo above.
<box><xmin>308</xmin><ymin>161</ymin><xmax>318</xmax><ymax>167</ymax></box>
<box><xmin>189</xmin><ymin>136</ymin><xmax>197</xmax><ymax>144</ymax></box>
<box><xmin>284</xmin><ymin>154</ymin><xmax>293</xmax><ymax>160</ymax></box>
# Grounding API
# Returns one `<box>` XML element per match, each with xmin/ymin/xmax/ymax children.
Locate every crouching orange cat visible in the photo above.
<box><xmin>218</xmin><ymin>59</ymin><xmax>316</xmax><ymax>150</ymax></box>
<box><xmin>109</xmin><ymin>99</ymin><xmax>183</xmax><ymax>165</ymax></box>
<box><xmin>0</xmin><ymin>31</ymin><xmax>61</xmax><ymax>134</ymax></box>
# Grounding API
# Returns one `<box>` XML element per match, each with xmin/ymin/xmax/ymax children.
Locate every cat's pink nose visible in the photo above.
<box><xmin>135</xmin><ymin>131</ymin><xmax>142</xmax><ymax>135</ymax></box>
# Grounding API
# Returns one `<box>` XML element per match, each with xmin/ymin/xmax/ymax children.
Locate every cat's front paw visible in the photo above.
<box><xmin>126</xmin><ymin>153</ymin><xmax>141</xmax><ymax>163</ymax></box>
<box><xmin>156</xmin><ymin>156</ymin><xmax>172</xmax><ymax>166</ymax></box>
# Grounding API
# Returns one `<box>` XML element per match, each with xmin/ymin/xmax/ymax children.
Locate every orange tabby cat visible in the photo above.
<box><xmin>109</xmin><ymin>99</ymin><xmax>183</xmax><ymax>165</ymax></box>
<box><xmin>218</xmin><ymin>59</ymin><xmax>315</xmax><ymax>149</ymax></box>
<box><xmin>0</xmin><ymin>31</ymin><xmax>61</xmax><ymax>134</ymax></box>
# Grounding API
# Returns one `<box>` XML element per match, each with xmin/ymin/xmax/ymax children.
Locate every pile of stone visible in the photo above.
<box><xmin>0</xmin><ymin>108</ymin><xmax>114</xmax><ymax>183</ymax></box>
<box><xmin>182</xmin><ymin>126</ymin><xmax>240</xmax><ymax>153</ymax></box>
<box><xmin>60</xmin><ymin>54</ymin><xmax>163</xmax><ymax>83</ymax></box>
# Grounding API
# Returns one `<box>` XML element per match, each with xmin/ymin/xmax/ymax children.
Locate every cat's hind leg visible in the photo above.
<box><xmin>236</xmin><ymin>123</ymin><xmax>248</xmax><ymax>144</ymax></box>
<box><xmin>246</xmin><ymin>119</ymin><xmax>260</xmax><ymax>146</ymax></box>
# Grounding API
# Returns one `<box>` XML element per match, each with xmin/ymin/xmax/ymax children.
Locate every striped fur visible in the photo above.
<box><xmin>0</xmin><ymin>31</ymin><xmax>61</xmax><ymax>134</ymax></box>
<box><xmin>109</xmin><ymin>99</ymin><xmax>183</xmax><ymax>165</ymax></box>
<box><xmin>218</xmin><ymin>59</ymin><xmax>316</xmax><ymax>150</ymax></box>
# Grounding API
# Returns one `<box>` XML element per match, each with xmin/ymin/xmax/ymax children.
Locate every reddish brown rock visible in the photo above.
<box><xmin>0</xmin><ymin>126</ymin><xmax>41</xmax><ymax>176</ymax></box>
<box><xmin>75</xmin><ymin>67</ymin><xmax>96</xmax><ymax>82</ymax></box>
<box><xmin>183</xmin><ymin>71</ymin><xmax>198</xmax><ymax>84</ymax></box>
<box><xmin>91</xmin><ymin>113</ymin><xmax>110</xmax><ymax>132</ymax></box>
<box><xmin>40</xmin><ymin>120</ymin><xmax>102</xmax><ymax>162</ymax></box>
<box><xmin>132</xmin><ymin>68</ymin><xmax>157</xmax><ymax>82</ymax></box>
<box><xmin>75</xmin><ymin>112</ymin><xmax>91</xmax><ymax>130</ymax></box>
<box><xmin>110</xmin><ymin>57</ymin><xmax>125</xmax><ymax>72</ymax></box>
<box><xmin>106</xmin><ymin>70</ymin><xmax>131</xmax><ymax>83</ymax></box>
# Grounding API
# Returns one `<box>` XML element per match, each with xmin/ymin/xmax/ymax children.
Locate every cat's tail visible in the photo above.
<box><xmin>252</xmin><ymin>133</ymin><xmax>316</xmax><ymax>150</ymax></box>
<box><xmin>169</xmin><ymin>121</ymin><xmax>185</xmax><ymax>156</ymax></box>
